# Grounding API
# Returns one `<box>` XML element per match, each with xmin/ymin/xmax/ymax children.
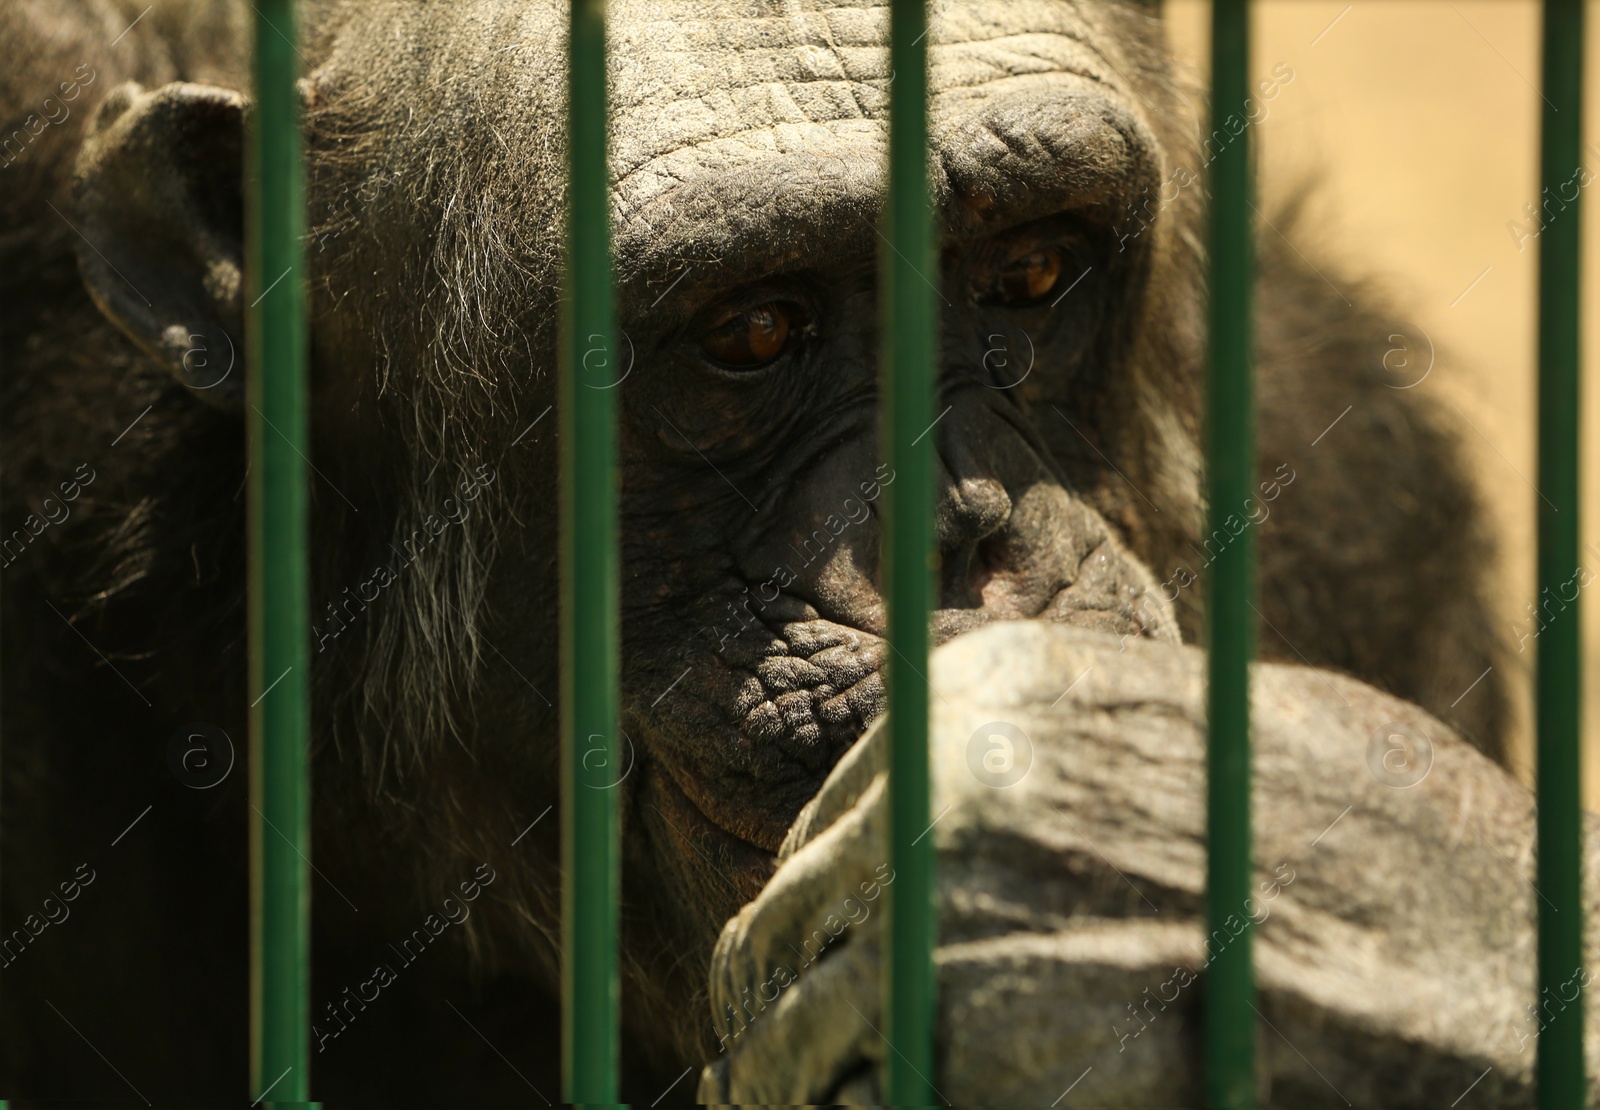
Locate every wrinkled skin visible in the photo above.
<box><xmin>0</xmin><ymin>0</ymin><xmax>1508</xmax><ymax>1101</ymax></box>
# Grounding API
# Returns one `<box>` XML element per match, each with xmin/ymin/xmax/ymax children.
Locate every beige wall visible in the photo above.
<box><xmin>1165</xmin><ymin>1</ymin><xmax>1600</xmax><ymax>796</ymax></box>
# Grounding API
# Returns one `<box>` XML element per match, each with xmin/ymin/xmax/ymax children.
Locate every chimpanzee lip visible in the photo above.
<box><xmin>643</xmin><ymin>551</ymin><xmax>1166</xmax><ymax>898</ymax></box>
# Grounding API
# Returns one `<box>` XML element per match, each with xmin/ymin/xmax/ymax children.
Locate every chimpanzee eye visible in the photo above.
<box><xmin>699</xmin><ymin>302</ymin><xmax>806</xmax><ymax>369</ymax></box>
<box><xmin>991</xmin><ymin>247</ymin><xmax>1065</xmax><ymax>307</ymax></box>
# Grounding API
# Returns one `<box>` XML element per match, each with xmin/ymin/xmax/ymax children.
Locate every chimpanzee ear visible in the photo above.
<box><xmin>73</xmin><ymin>82</ymin><xmax>247</xmax><ymax>408</ymax></box>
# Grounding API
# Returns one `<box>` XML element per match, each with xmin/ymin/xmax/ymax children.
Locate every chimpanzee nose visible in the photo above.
<box><xmin>936</xmin><ymin>464</ymin><xmax>1012</xmax><ymax>610</ymax></box>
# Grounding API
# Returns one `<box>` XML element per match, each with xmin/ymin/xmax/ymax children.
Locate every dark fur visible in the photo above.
<box><xmin>0</xmin><ymin>0</ymin><xmax>1507</xmax><ymax>1102</ymax></box>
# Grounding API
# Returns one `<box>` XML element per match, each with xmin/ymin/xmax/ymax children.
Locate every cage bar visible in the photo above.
<box><xmin>1204</xmin><ymin>1</ymin><xmax>1257</xmax><ymax>1107</ymax></box>
<box><xmin>246</xmin><ymin>0</ymin><xmax>313</xmax><ymax>1103</ymax></box>
<box><xmin>560</xmin><ymin>0</ymin><xmax>622</xmax><ymax>1103</ymax></box>
<box><xmin>882</xmin><ymin>0</ymin><xmax>938</xmax><ymax>1104</ymax></box>
<box><xmin>1535</xmin><ymin>1</ymin><xmax>1587</xmax><ymax>1106</ymax></box>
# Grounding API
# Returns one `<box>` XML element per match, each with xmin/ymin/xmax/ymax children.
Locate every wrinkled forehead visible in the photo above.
<box><xmin>312</xmin><ymin>0</ymin><xmax>1161</xmax><ymax>295</ymax></box>
<box><xmin>599</xmin><ymin>0</ymin><xmax>1157</xmax><ymax>280</ymax></box>
<box><xmin>607</xmin><ymin>0</ymin><xmax>1142</xmax><ymax>183</ymax></box>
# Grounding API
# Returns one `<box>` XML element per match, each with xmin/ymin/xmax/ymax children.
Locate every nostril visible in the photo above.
<box><xmin>971</xmin><ymin>532</ymin><xmax>1009</xmax><ymax>601</ymax></box>
<box><xmin>975</xmin><ymin>530</ymin><xmax>1007</xmax><ymax>576</ymax></box>
<box><xmin>937</xmin><ymin>530</ymin><xmax>1013</xmax><ymax>612</ymax></box>
<box><xmin>937</xmin><ymin>476</ymin><xmax>1012</xmax><ymax>610</ymax></box>
<box><xmin>972</xmin><ymin>531</ymin><xmax>1024</xmax><ymax>607</ymax></box>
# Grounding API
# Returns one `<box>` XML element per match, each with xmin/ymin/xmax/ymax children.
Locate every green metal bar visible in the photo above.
<box><xmin>1204</xmin><ymin>1</ymin><xmax>1256</xmax><ymax>1107</ymax></box>
<box><xmin>882</xmin><ymin>0</ymin><xmax>937</xmax><ymax>1104</ymax></box>
<box><xmin>1536</xmin><ymin>1</ymin><xmax>1586</xmax><ymax>1106</ymax></box>
<box><xmin>561</xmin><ymin>0</ymin><xmax>621</xmax><ymax>1103</ymax></box>
<box><xmin>246</xmin><ymin>0</ymin><xmax>312</xmax><ymax>1103</ymax></box>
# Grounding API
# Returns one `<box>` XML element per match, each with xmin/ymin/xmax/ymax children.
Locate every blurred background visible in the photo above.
<box><xmin>1167</xmin><ymin>0</ymin><xmax>1600</xmax><ymax>799</ymax></box>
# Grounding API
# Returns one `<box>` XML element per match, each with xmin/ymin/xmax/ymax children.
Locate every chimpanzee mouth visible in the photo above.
<box><xmin>641</xmin><ymin>540</ymin><xmax>1170</xmax><ymax>898</ymax></box>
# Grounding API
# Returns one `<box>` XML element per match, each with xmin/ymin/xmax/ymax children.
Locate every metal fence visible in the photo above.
<box><xmin>248</xmin><ymin>0</ymin><xmax>312</xmax><ymax>1103</ymax></box>
<box><xmin>231</xmin><ymin>0</ymin><xmax>1587</xmax><ymax>1106</ymax></box>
